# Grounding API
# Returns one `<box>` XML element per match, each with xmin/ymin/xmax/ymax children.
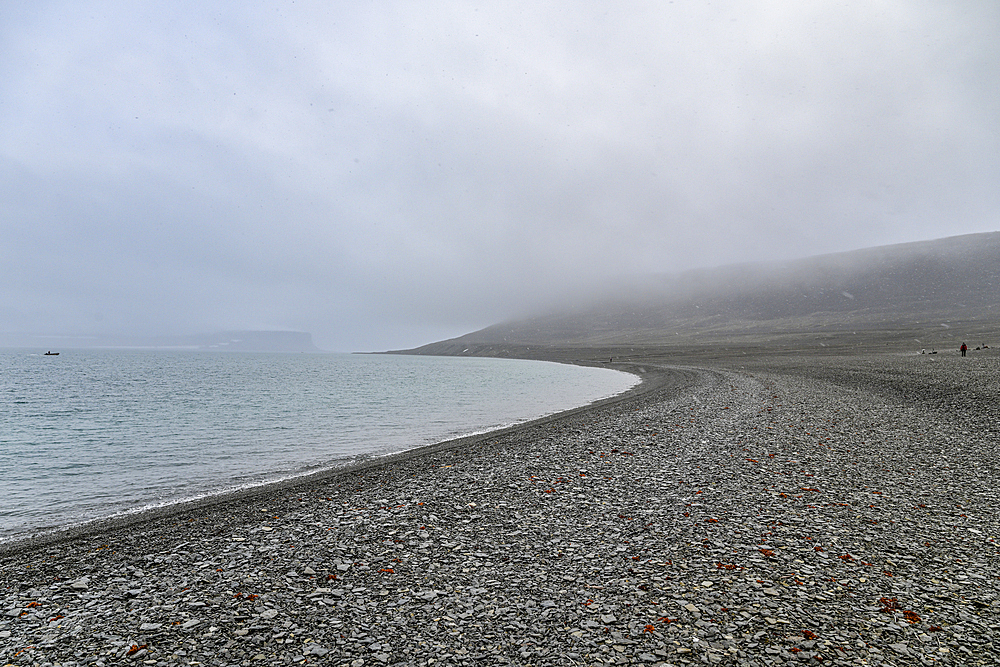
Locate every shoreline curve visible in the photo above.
<box><xmin>0</xmin><ymin>361</ymin><xmax>682</xmax><ymax>556</ymax></box>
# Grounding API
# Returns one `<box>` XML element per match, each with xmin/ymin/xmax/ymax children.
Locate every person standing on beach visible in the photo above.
<box><xmin>960</xmin><ymin>342</ymin><xmax>967</xmax><ymax>357</ymax></box>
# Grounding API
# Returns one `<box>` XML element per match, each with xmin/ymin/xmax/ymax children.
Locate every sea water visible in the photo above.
<box><xmin>0</xmin><ymin>350</ymin><xmax>637</xmax><ymax>541</ymax></box>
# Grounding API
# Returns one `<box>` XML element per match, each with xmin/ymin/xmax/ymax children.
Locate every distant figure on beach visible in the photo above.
<box><xmin>960</xmin><ymin>342</ymin><xmax>967</xmax><ymax>357</ymax></box>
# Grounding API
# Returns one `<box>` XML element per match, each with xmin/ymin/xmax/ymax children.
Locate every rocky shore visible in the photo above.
<box><xmin>2</xmin><ymin>352</ymin><xmax>998</xmax><ymax>666</ymax></box>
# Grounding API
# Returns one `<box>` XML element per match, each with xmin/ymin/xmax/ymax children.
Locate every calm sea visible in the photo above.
<box><xmin>0</xmin><ymin>350</ymin><xmax>637</xmax><ymax>541</ymax></box>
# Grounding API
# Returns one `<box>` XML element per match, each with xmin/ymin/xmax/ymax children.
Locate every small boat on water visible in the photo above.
<box><xmin>44</xmin><ymin>351</ymin><xmax>59</xmax><ymax>356</ymax></box>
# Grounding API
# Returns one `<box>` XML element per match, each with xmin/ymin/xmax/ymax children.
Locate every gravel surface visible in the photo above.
<box><xmin>2</xmin><ymin>351</ymin><xmax>998</xmax><ymax>666</ymax></box>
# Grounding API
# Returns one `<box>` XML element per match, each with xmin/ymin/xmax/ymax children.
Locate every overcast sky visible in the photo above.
<box><xmin>2</xmin><ymin>1</ymin><xmax>997</xmax><ymax>351</ymax></box>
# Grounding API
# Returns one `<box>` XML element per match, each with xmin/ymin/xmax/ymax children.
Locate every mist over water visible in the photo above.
<box><xmin>0</xmin><ymin>350</ymin><xmax>637</xmax><ymax>541</ymax></box>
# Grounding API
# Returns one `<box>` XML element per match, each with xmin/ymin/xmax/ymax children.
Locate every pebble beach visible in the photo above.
<box><xmin>2</xmin><ymin>351</ymin><xmax>998</xmax><ymax>666</ymax></box>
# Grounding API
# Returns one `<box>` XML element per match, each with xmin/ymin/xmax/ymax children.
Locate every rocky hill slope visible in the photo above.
<box><xmin>404</xmin><ymin>232</ymin><xmax>1000</xmax><ymax>357</ymax></box>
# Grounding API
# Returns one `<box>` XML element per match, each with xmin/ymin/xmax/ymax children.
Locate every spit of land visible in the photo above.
<box><xmin>2</xmin><ymin>349</ymin><xmax>998</xmax><ymax>666</ymax></box>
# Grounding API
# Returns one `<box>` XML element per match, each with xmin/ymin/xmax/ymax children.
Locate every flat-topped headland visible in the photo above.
<box><xmin>2</xmin><ymin>349</ymin><xmax>998</xmax><ymax>666</ymax></box>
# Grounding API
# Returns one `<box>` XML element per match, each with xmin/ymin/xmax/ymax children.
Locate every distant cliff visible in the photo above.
<box><xmin>171</xmin><ymin>331</ymin><xmax>323</xmax><ymax>353</ymax></box>
<box><xmin>2</xmin><ymin>330</ymin><xmax>324</xmax><ymax>352</ymax></box>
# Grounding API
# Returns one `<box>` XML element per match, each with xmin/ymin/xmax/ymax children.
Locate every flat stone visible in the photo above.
<box><xmin>889</xmin><ymin>643</ymin><xmax>910</xmax><ymax>656</ymax></box>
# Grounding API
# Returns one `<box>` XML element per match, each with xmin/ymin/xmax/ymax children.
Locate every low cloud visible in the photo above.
<box><xmin>1</xmin><ymin>1</ymin><xmax>997</xmax><ymax>350</ymax></box>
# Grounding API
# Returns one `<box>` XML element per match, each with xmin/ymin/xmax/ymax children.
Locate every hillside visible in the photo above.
<box><xmin>404</xmin><ymin>232</ymin><xmax>1000</xmax><ymax>357</ymax></box>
